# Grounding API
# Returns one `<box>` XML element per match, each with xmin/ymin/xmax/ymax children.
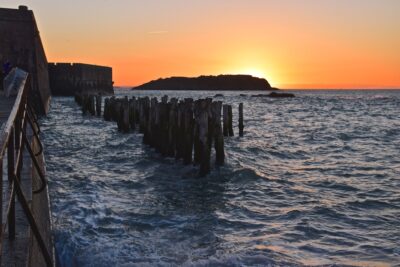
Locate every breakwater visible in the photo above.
<box><xmin>48</xmin><ymin>63</ymin><xmax>114</xmax><ymax>96</ymax></box>
<box><xmin>0</xmin><ymin>5</ymin><xmax>51</xmax><ymax>115</ymax></box>
<box><xmin>75</xmin><ymin>94</ymin><xmax>244</xmax><ymax>176</ymax></box>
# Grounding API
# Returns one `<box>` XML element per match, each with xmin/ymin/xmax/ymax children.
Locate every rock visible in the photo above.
<box><xmin>251</xmin><ymin>92</ymin><xmax>295</xmax><ymax>98</ymax></box>
<box><xmin>214</xmin><ymin>94</ymin><xmax>224</xmax><ymax>97</ymax></box>
<box><xmin>267</xmin><ymin>92</ymin><xmax>295</xmax><ymax>98</ymax></box>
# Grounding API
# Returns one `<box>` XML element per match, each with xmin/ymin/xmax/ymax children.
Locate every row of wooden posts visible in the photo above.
<box><xmin>75</xmin><ymin>93</ymin><xmax>244</xmax><ymax>176</ymax></box>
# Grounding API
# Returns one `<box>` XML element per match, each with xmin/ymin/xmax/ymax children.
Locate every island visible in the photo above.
<box><xmin>132</xmin><ymin>74</ymin><xmax>277</xmax><ymax>91</ymax></box>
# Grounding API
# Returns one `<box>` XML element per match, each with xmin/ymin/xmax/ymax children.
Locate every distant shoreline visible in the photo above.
<box><xmin>119</xmin><ymin>88</ymin><xmax>400</xmax><ymax>91</ymax></box>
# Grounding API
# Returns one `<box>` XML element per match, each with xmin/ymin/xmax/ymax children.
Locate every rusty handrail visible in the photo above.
<box><xmin>26</xmin><ymin>109</ymin><xmax>44</xmax><ymax>156</ymax></box>
<box><xmin>0</xmin><ymin>69</ymin><xmax>54</xmax><ymax>266</ymax></box>
<box><xmin>0</xmin><ymin>71</ymin><xmax>28</xmax><ymax>158</ymax></box>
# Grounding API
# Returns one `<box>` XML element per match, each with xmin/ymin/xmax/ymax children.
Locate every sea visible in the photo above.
<box><xmin>40</xmin><ymin>89</ymin><xmax>400</xmax><ymax>267</ymax></box>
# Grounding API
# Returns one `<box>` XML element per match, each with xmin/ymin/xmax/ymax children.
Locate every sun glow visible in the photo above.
<box><xmin>231</xmin><ymin>66</ymin><xmax>280</xmax><ymax>87</ymax></box>
<box><xmin>241</xmin><ymin>68</ymin><xmax>266</xmax><ymax>79</ymax></box>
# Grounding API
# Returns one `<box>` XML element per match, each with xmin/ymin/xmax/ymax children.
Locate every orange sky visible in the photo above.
<box><xmin>3</xmin><ymin>0</ymin><xmax>400</xmax><ymax>88</ymax></box>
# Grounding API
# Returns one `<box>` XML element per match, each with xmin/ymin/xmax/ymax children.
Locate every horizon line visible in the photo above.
<box><xmin>114</xmin><ymin>86</ymin><xmax>400</xmax><ymax>90</ymax></box>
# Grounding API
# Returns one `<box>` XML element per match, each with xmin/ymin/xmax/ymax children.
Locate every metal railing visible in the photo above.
<box><xmin>0</xmin><ymin>69</ymin><xmax>53</xmax><ymax>266</ymax></box>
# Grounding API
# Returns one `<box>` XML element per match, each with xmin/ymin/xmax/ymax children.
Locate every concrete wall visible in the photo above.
<box><xmin>0</xmin><ymin>6</ymin><xmax>51</xmax><ymax>115</ymax></box>
<box><xmin>48</xmin><ymin>63</ymin><xmax>114</xmax><ymax>96</ymax></box>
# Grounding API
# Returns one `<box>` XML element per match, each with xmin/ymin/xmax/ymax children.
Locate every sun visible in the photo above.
<box><xmin>242</xmin><ymin>69</ymin><xmax>266</xmax><ymax>79</ymax></box>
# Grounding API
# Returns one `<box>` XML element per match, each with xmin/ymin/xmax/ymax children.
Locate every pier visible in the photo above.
<box><xmin>0</xmin><ymin>72</ymin><xmax>54</xmax><ymax>266</ymax></box>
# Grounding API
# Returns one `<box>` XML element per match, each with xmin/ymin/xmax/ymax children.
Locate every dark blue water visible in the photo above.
<box><xmin>41</xmin><ymin>90</ymin><xmax>400</xmax><ymax>266</ymax></box>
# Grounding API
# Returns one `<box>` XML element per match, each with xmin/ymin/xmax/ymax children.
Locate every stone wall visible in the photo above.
<box><xmin>48</xmin><ymin>63</ymin><xmax>114</xmax><ymax>96</ymax></box>
<box><xmin>0</xmin><ymin>6</ymin><xmax>51</xmax><ymax>115</ymax></box>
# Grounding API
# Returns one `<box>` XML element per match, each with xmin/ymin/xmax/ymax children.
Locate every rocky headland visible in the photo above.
<box><xmin>132</xmin><ymin>75</ymin><xmax>276</xmax><ymax>91</ymax></box>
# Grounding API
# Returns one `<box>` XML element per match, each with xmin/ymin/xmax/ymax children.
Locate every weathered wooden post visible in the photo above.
<box><xmin>103</xmin><ymin>98</ymin><xmax>109</xmax><ymax>120</ymax></box>
<box><xmin>89</xmin><ymin>95</ymin><xmax>96</xmax><ymax>116</ymax></box>
<box><xmin>107</xmin><ymin>96</ymin><xmax>117</xmax><ymax>121</ymax></box>
<box><xmin>183</xmin><ymin>99</ymin><xmax>194</xmax><ymax>165</ymax></box>
<box><xmin>115</xmin><ymin>99</ymin><xmax>122</xmax><ymax>129</ymax></box>
<box><xmin>228</xmin><ymin>105</ymin><xmax>234</xmax><ymax>136</ymax></box>
<box><xmin>211</xmin><ymin>101</ymin><xmax>224</xmax><ymax>166</ymax></box>
<box><xmin>175</xmin><ymin>101</ymin><xmax>184</xmax><ymax>160</ymax></box>
<box><xmin>75</xmin><ymin>93</ymin><xmax>83</xmax><ymax>106</ymax></box>
<box><xmin>238</xmin><ymin>103</ymin><xmax>244</xmax><ymax>137</ymax></box>
<box><xmin>120</xmin><ymin>97</ymin><xmax>130</xmax><ymax>133</ymax></box>
<box><xmin>223</xmin><ymin>104</ymin><xmax>229</xmax><ymax>136</ymax></box>
<box><xmin>159</xmin><ymin>101</ymin><xmax>170</xmax><ymax>156</ymax></box>
<box><xmin>129</xmin><ymin>97</ymin><xmax>136</xmax><ymax>130</ymax></box>
<box><xmin>193</xmin><ymin>100</ymin><xmax>201</xmax><ymax>164</ymax></box>
<box><xmin>167</xmin><ymin>98</ymin><xmax>178</xmax><ymax>157</ymax></box>
<box><xmin>81</xmin><ymin>95</ymin><xmax>88</xmax><ymax>115</ymax></box>
<box><xmin>96</xmin><ymin>95</ymin><xmax>102</xmax><ymax>116</ymax></box>
<box><xmin>144</xmin><ymin>98</ymin><xmax>156</xmax><ymax>145</ymax></box>
<box><xmin>198</xmin><ymin>99</ymin><xmax>211</xmax><ymax>176</ymax></box>
<box><xmin>139</xmin><ymin>97</ymin><xmax>150</xmax><ymax>134</ymax></box>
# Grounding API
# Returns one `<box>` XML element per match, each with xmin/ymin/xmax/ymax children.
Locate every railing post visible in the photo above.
<box><xmin>7</xmin><ymin>127</ymin><xmax>15</xmax><ymax>240</ymax></box>
<box><xmin>0</xmin><ymin>156</ymin><xmax>3</xmax><ymax>237</ymax></box>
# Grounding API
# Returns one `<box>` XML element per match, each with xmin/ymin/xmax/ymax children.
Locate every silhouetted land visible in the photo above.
<box><xmin>132</xmin><ymin>75</ymin><xmax>277</xmax><ymax>91</ymax></box>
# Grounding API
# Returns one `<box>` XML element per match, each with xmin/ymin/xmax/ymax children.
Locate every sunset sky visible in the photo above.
<box><xmin>3</xmin><ymin>0</ymin><xmax>400</xmax><ymax>88</ymax></box>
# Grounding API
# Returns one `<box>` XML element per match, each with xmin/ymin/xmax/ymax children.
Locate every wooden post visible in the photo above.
<box><xmin>96</xmin><ymin>95</ymin><xmax>102</xmax><ymax>116</ymax></box>
<box><xmin>211</xmin><ymin>101</ymin><xmax>224</xmax><ymax>166</ymax></box>
<box><xmin>167</xmin><ymin>98</ymin><xmax>178</xmax><ymax>157</ymax></box>
<box><xmin>198</xmin><ymin>99</ymin><xmax>211</xmax><ymax>176</ymax></box>
<box><xmin>81</xmin><ymin>95</ymin><xmax>88</xmax><ymax>115</ymax></box>
<box><xmin>228</xmin><ymin>105</ymin><xmax>234</xmax><ymax>136</ymax></box>
<box><xmin>121</xmin><ymin>97</ymin><xmax>130</xmax><ymax>133</ymax></box>
<box><xmin>223</xmin><ymin>104</ymin><xmax>229</xmax><ymax>136</ymax></box>
<box><xmin>89</xmin><ymin>95</ymin><xmax>96</xmax><ymax>116</ymax></box>
<box><xmin>115</xmin><ymin>100</ymin><xmax>123</xmax><ymax>130</ymax></box>
<box><xmin>175</xmin><ymin>101</ymin><xmax>184</xmax><ymax>160</ymax></box>
<box><xmin>129</xmin><ymin>97</ymin><xmax>136</xmax><ymax>130</ymax></box>
<box><xmin>183</xmin><ymin>99</ymin><xmax>194</xmax><ymax>165</ymax></box>
<box><xmin>193</xmin><ymin>100</ymin><xmax>201</xmax><ymax>164</ymax></box>
<box><xmin>75</xmin><ymin>93</ymin><xmax>83</xmax><ymax>106</ymax></box>
<box><xmin>103</xmin><ymin>98</ymin><xmax>110</xmax><ymax>121</ymax></box>
<box><xmin>8</xmin><ymin>127</ymin><xmax>15</xmax><ymax>239</ymax></box>
<box><xmin>109</xmin><ymin>97</ymin><xmax>117</xmax><ymax>121</ymax></box>
<box><xmin>159</xmin><ymin>102</ymin><xmax>170</xmax><ymax>156</ymax></box>
<box><xmin>139</xmin><ymin>97</ymin><xmax>150</xmax><ymax>134</ymax></box>
<box><xmin>239</xmin><ymin>103</ymin><xmax>244</xmax><ymax>137</ymax></box>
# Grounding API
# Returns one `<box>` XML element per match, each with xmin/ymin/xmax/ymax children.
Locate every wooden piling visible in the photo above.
<box><xmin>115</xmin><ymin>100</ymin><xmax>122</xmax><ymax>129</ymax></box>
<box><xmin>223</xmin><ymin>104</ymin><xmax>229</xmax><ymax>136</ymax></box>
<box><xmin>120</xmin><ymin>97</ymin><xmax>130</xmax><ymax>133</ymax></box>
<box><xmin>228</xmin><ymin>105</ymin><xmax>234</xmax><ymax>136</ymax></box>
<box><xmin>183</xmin><ymin>99</ymin><xmax>194</xmax><ymax>165</ymax></box>
<box><xmin>211</xmin><ymin>101</ymin><xmax>224</xmax><ymax>166</ymax></box>
<box><xmin>167</xmin><ymin>98</ymin><xmax>178</xmax><ymax>157</ymax></box>
<box><xmin>238</xmin><ymin>103</ymin><xmax>244</xmax><ymax>137</ymax></box>
<box><xmin>103</xmin><ymin>98</ymin><xmax>110</xmax><ymax>121</ymax></box>
<box><xmin>91</xmin><ymin>94</ymin><xmax>229</xmax><ymax>175</ymax></box>
<box><xmin>96</xmin><ymin>95</ymin><xmax>102</xmax><ymax>116</ymax></box>
<box><xmin>175</xmin><ymin>101</ymin><xmax>184</xmax><ymax>160</ymax></box>
<box><xmin>81</xmin><ymin>95</ymin><xmax>88</xmax><ymax>115</ymax></box>
<box><xmin>129</xmin><ymin>97</ymin><xmax>136</xmax><ymax>130</ymax></box>
<box><xmin>193</xmin><ymin>100</ymin><xmax>201</xmax><ymax>164</ymax></box>
<box><xmin>89</xmin><ymin>95</ymin><xmax>96</xmax><ymax>116</ymax></box>
<box><xmin>198</xmin><ymin>99</ymin><xmax>211</xmax><ymax>176</ymax></box>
